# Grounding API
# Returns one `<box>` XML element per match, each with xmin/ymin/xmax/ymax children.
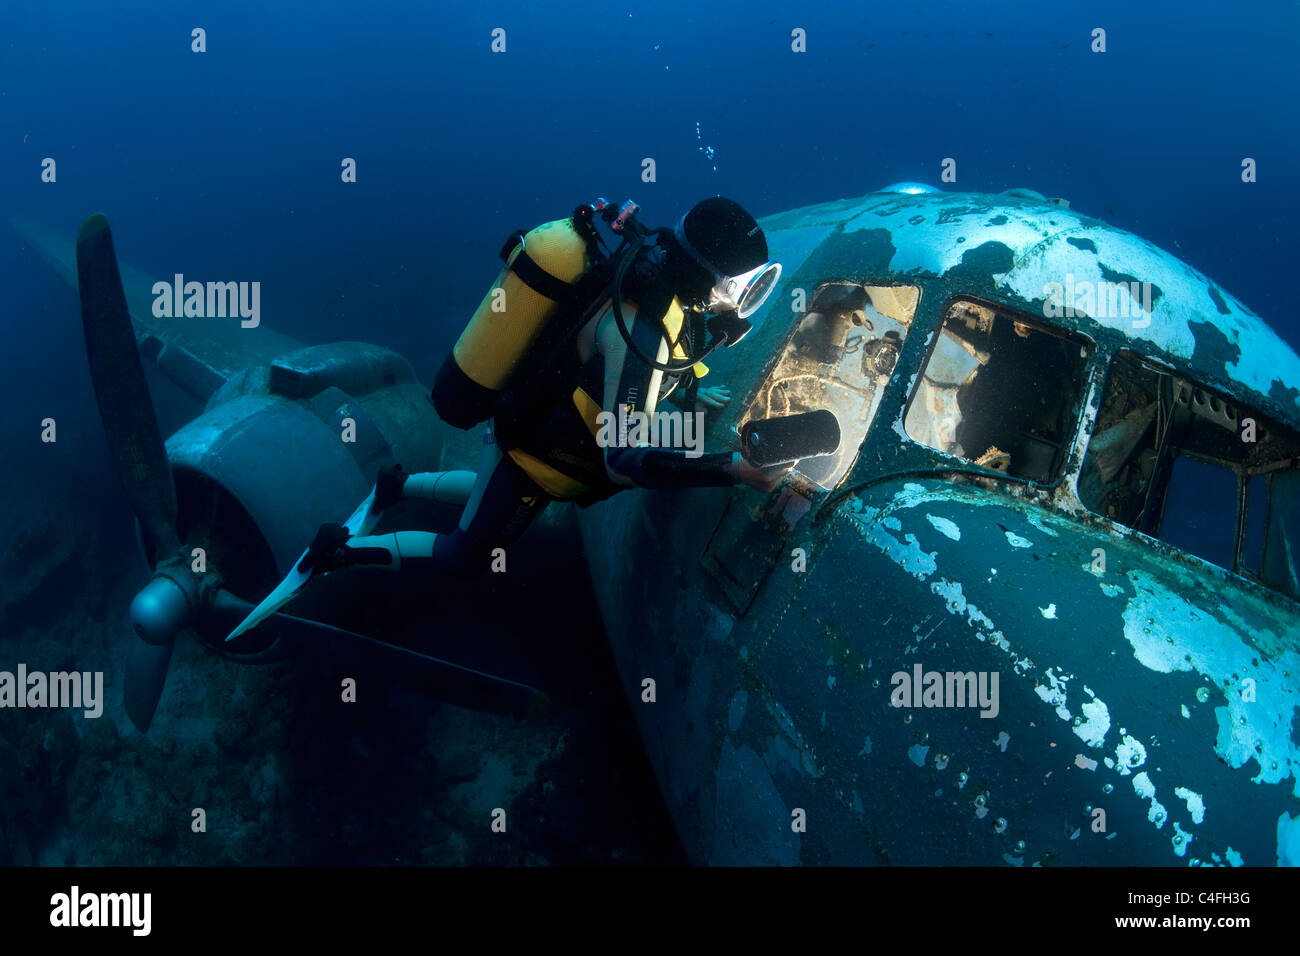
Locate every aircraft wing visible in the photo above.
<box><xmin>12</xmin><ymin>216</ymin><xmax>302</xmax><ymax>404</ymax></box>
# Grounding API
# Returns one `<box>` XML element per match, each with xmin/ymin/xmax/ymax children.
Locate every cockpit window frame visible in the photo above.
<box><xmin>733</xmin><ymin>278</ymin><xmax>923</xmax><ymax>492</ymax></box>
<box><xmin>899</xmin><ymin>294</ymin><xmax>1098</xmax><ymax>491</ymax></box>
<box><xmin>1076</xmin><ymin>347</ymin><xmax>1300</xmax><ymax>600</ymax></box>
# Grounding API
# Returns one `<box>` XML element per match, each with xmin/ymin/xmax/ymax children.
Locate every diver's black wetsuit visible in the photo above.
<box><xmin>343</xmin><ymin>287</ymin><xmax>739</xmax><ymax>577</ymax></box>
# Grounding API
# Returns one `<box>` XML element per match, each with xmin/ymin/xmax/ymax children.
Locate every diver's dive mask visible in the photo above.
<box><xmin>673</xmin><ymin>215</ymin><xmax>782</xmax><ymax>328</ymax></box>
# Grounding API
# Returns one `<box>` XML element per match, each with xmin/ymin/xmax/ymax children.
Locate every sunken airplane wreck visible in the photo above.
<box><xmin>14</xmin><ymin>181</ymin><xmax>1300</xmax><ymax>866</ymax></box>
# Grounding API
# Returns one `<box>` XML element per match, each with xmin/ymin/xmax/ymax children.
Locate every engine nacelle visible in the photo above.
<box><xmin>156</xmin><ymin>342</ymin><xmax>445</xmax><ymax>652</ymax></box>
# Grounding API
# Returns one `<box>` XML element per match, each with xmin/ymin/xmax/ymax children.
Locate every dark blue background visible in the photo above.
<box><xmin>1</xmin><ymin>0</ymin><xmax>1296</xmax><ymax>469</ymax></box>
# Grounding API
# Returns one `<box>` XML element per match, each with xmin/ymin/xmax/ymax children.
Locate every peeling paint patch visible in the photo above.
<box><xmin>1005</xmin><ymin>531</ymin><xmax>1032</xmax><ymax>548</ymax></box>
<box><xmin>846</xmin><ymin>506</ymin><xmax>939</xmax><ymax>580</ymax></box>
<box><xmin>1074</xmin><ymin>693</ymin><xmax>1111</xmax><ymax>748</ymax></box>
<box><xmin>1099</xmin><ymin>582</ymin><xmax>1122</xmax><ymax>598</ymax></box>
<box><xmin>1174</xmin><ymin>786</ymin><xmax>1205</xmax><ymax>825</ymax></box>
<box><xmin>1121</xmin><ymin>569</ymin><xmax>1300</xmax><ymax>794</ymax></box>
<box><xmin>908</xmin><ymin>744</ymin><xmax>930</xmax><ymax>767</ymax></box>
<box><xmin>1026</xmin><ymin>512</ymin><xmax>1059</xmax><ymax>537</ymax></box>
<box><xmin>1116</xmin><ymin>734</ymin><xmax>1147</xmax><ymax>776</ymax></box>
<box><xmin>926</xmin><ymin>513</ymin><xmax>962</xmax><ymax>540</ymax></box>
<box><xmin>1034</xmin><ymin>668</ymin><xmax>1072</xmax><ymax>722</ymax></box>
<box><xmin>1039</xmin><ymin>603</ymin><xmax>1057</xmax><ymax>619</ymax></box>
<box><xmin>928</xmin><ymin>579</ymin><xmax>1011</xmax><ymax>654</ymax></box>
<box><xmin>1074</xmin><ymin>754</ymin><xmax>1098</xmax><ymax>771</ymax></box>
<box><xmin>1132</xmin><ymin>771</ymin><xmax>1168</xmax><ymax>829</ymax></box>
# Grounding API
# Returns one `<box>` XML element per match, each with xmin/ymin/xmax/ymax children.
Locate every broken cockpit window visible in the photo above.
<box><xmin>736</xmin><ymin>282</ymin><xmax>920</xmax><ymax>490</ymax></box>
<box><xmin>1078</xmin><ymin>350</ymin><xmax>1300</xmax><ymax>598</ymax></box>
<box><xmin>904</xmin><ymin>299</ymin><xmax>1092</xmax><ymax>483</ymax></box>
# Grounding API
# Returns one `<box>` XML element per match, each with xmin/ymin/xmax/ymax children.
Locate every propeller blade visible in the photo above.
<box><xmin>123</xmin><ymin>636</ymin><xmax>175</xmax><ymax>732</ymax></box>
<box><xmin>224</xmin><ymin>487</ymin><xmax>382</xmax><ymax>642</ymax></box>
<box><xmin>76</xmin><ymin>213</ymin><xmax>180</xmax><ymax>557</ymax></box>
<box><xmin>212</xmin><ymin>591</ymin><xmax>550</xmax><ymax>720</ymax></box>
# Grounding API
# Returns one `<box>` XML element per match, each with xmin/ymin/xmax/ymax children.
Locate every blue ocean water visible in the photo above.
<box><xmin>4</xmin><ymin>1</ymin><xmax>1296</xmax><ymax>351</ymax></box>
<box><xmin>0</xmin><ymin>0</ymin><xmax>1297</xmax><ymax>865</ymax></box>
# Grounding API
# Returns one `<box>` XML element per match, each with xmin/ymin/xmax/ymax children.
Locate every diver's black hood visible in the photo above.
<box><xmin>681</xmin><ymin>197</ymin><xmax>768</xmax><ymax>274</ymax></box>
<box><xmin>662</xmin><ymin>197</ymin><xmax>769</xmax><ymax>307</ymax></box>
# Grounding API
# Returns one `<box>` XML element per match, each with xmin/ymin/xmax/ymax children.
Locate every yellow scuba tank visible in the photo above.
<box><xmin>432</xmin><ymin>215</ymin><xmax>597</xmax><ymax>429</ymax></box>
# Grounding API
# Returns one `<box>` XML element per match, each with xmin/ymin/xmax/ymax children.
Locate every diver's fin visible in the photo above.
<box><xmin>224</xmin><ymin>488</ymin><xmax>383</xmax><ymax>642</ymax></box>
<box><xmin>741</xmin><ymin>409</ymin><xmax>842</xmax><ymax>467</ymax></box>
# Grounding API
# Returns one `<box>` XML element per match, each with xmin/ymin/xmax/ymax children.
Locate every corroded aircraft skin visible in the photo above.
<box><xmin>577</xmin><ymin>186</ymin><xmax>1300</xmax><ymax>866</ymax></box>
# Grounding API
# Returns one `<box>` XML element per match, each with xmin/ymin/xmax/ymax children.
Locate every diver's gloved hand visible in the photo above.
<box><xmin>296</xmin><ymin>522</ymin><xmax>355</xmax><ymax>576</ymax></box>
<box><xmin>373</xmin><ymin>463</ymin><xmax>408</xmax><ymax>513</ymax></box>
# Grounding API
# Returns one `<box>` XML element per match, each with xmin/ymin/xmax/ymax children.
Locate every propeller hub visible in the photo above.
<box><xmin>129</xmin><ymin>574</ymin><xmax>192</xmax><ymax>646</ymax></box>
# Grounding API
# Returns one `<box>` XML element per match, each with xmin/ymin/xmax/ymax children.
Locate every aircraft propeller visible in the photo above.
<box><xmin>74</xmin><ymin>213</ymin><xmax>549</xmax><ymax>731</ymax></box>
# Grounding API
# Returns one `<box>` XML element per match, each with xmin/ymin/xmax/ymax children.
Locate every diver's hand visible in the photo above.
<box><xmin>731</xmin><ymin>455</ymin><xmax>794</xmax><ymax>492</ymax></box>
<box><xmin>695</xmin><ymin>385</ymin><xmax>731</xmax><ymax>410</ymax></box>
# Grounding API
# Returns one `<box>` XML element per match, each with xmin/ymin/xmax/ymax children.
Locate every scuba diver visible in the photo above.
<box><xmin>227</xmin><ymin>197</ymin><xmax>788</xmax><ymax>638</ymax></box>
